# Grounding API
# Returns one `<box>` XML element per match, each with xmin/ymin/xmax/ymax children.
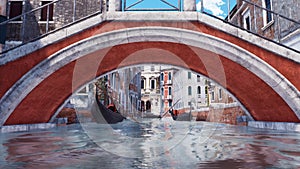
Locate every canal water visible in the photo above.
<box><xmin>1</xmin><ymin>118</ymin><xmax>300</xmax><ymax>169</ymax></box>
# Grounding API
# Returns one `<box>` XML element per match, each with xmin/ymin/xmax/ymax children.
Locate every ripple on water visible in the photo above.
<box><xmin>1</xmin><ymin>121</ymin><xmax>300</xmax><ymax>168</ymax></box>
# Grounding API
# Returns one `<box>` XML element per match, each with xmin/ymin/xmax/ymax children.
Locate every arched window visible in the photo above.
<box><xmin>197</xmin><ymin>86</ymin><xmax>201</xmax><ymax>94</ymax></box>
<box><xmin>169</xmin><ymin>100</ymin><xmax>172</xmax><ymax>107</ymax></box>
<box><xmin>168</xmin><ymin>87</ymin><xmax>172</xmax><ymax>95</ymax></box>
<box><xmin>168</xmin><ymin>72</ymin><xmax>172</xmax><ymax>80</ymax></box>
<box><xmin>161</xmin><ymin>73</ymin><xmax>164</xmax><ymax>81</ymax></box>
<box><xmin>150</xmin><ymin>79</ymin><xmax>155</xmax><ymax>89</ymax></box>
<box><xmin>141</xmin><ymin>78</ymin><xmax>145</xmax><ymax>89</ymax></box>
<box><xmin>205</xmin><ymin>86</ymin><xmax>208</xmax><ymax>95</ymax></box>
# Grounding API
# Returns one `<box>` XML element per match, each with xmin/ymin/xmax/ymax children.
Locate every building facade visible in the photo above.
<box><xmin>172</xmin><ymin>70</ymin><xmax>208</xmax><ymax>113</ymax></box>
<box><xmin>170</xmin><ymin>69</ymin><xmax>246</xmax><ymax>124</ymax></box>
<box><xmin>103</xmin><ymin>67</ymin><xmax>142</xmax><ymax>116</ymax></box>
<box><xmin>140</xmin><ymin>65</ymin><xmax>161</xmax><ymax>116</ymax></box>
<box><xmin>230</xmin><ymin>0</ymin><xmax>300</xmax><ymax>50</ymax></box>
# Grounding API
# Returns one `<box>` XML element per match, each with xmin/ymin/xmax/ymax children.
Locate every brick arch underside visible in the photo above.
<box><xmin>4</xmin><ymin>42</ymin><xmax>299</xmax><ymax>125</ymax></box>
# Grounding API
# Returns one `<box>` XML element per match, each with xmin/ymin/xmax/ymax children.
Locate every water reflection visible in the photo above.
<box><xmin>1</xmin><ymin>120</ymin><xmax>300</xmax><ymax>168</ymax></box>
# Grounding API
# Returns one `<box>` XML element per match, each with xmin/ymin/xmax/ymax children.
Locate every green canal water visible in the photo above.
<box><xmin>1</xmin><ymin>119</ymin><xmax>300</xmax><ymax>169</ymax></box>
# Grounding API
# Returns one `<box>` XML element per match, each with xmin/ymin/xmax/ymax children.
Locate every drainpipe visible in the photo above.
<box><xmin>183</xmin><ymin>0</ymin><xmax>196</xmax><ymax>11</ymax></box>
<box><xmin>108</xmin><ymin>0</ymin><xmax>122</xmax><ymax>12</ymax></box>
<box><xmin>0</xmin><ymin>0</ymin><xmax>7</xmax><ymax>52</ymax></box>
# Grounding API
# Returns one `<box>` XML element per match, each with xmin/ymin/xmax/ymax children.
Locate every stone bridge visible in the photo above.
<box><xmin>0</xmin><ymin>2</ymin><xmax>299</xmax><ymax>125</ymax></box>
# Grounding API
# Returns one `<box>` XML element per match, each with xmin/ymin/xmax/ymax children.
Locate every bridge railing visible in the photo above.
<box><xmin>226</xmin><ymin>0</ymin><xmax>300</xmax><ymax>45</ymax></box>
<box><xmin>0</xmin><ymin>0</ymin><xmax>104</xmax><ymax>53</ymax></box>
<box><xmin>0</xmin><ymin>0</ymin><xmax>299</xmax><ymax>54</ymax></box>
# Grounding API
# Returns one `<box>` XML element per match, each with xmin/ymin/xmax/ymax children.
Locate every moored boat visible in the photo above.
<box><xmin>91</xmin><ymin>94</ymin><xmax>126</xmax><ymax>124</ymax></box>
<box><xmin>169</xmin><ymin>109</ymin><xmax>192</xmax><ymax>121</ymax></box>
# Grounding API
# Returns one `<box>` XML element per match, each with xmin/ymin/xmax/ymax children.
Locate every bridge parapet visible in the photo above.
<box><xmin>0</xmin><ymin>0</ymin><xmax>299</xmax><ymax>54</ymax></box>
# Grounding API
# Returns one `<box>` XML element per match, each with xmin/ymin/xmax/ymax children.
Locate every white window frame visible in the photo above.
<box><xmin>8</xmin><ymin>0</ymin><xmax>24</xmax><ymax>23</ymax></box>
<box><xmin>211</xmin><ymin>91</ymin><xmax>215</xmax><ymax>101</ymax></box>
<box><xmin>262</xmin><ymin>0</ymin><xmax>274</xmax><ymax>29</ymax></box>
<box><xmin>242</xmin><ymin>8</ymin><xmax>251</xmax><ymax>31</ymax></box>
<box><xmin>218</xmin><ymin>88</ymin><xmax>222</xmax><ymax>100</ymax></box>
<box><xmin>39</xmin><ymin>0</ymin><xmax>55</xmax><ymax>23</ymax></box>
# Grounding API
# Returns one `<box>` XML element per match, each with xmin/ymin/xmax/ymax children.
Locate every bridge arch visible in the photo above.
<box><xmin>1</xmin><ymin>27</ymin><xmax>299</xmax><ymax>125</ymax></box>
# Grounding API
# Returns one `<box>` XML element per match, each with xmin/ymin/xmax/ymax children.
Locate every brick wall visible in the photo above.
<box><xmin>6</xmin><ymin>0</ymin><xmax>101</xmax><ymax>42</ymax></box>
<box><xmin>234</xmin><ymin>0</ymin><xmax>300</xmax><ymax>41</ymax></box>
<box><xmin>195</xmin><ymin>106</ymin><xmax>247</xmax><ymax>125</ymax></box>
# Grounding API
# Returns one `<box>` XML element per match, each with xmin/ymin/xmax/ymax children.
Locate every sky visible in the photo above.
<box><xmin>196</xmin><ymin>0</ymin><xmax>237</xmax><ymax>18</ymax></box>
<box><xmin>124</xmin><ymin>0</ymin><xmax>237</xmax><ymax>19</ymax></box>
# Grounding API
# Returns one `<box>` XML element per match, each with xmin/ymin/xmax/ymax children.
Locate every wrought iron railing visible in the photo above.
<box><xmin>226</xmin><ymin>0</ymin><xmax>300</xmax><ymax>44</ymax></box>
<box><xmin>0</xmin><ymin>0</ymin><xmax>104</xmax><ymax>53</ymax></box>
<box><xmin>0</xmin><ymin>0</ymin><xmax>299</xmax><ymax>54</ymax></box>
<box><xmin>124</xmin><ymin>0</ymin><xmax>181</xmax><ymax>11</ymax></box>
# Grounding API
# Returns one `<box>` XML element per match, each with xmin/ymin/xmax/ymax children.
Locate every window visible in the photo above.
<box><xmin>150</xmin><ymin>79</ymin><xmax>155</xmax><ymax>89</ymax></box>
<box><xmin>262</xmin><ymin>0</ymin><xmax>273</xmax><ymax>26</ymax></box>
<box><xmin>146</xmin><ymin>101</ymin><xmax>151</xmax><ymax>110</ymax></box>
<box><xmin>151</xmin><ymin>66</ymin><xmax>155</xmax><ymax>71</ymax></box>
<box><xmin>188</xmin><ymin>86</ymin><xmax>192</xmax><ymax>95</ymax></box>
<box><xmin>197</xmin><ymin>86</ymin><xmax>201</xmax><ymax>94</ymax></box>
<box><xmin>242</xmin><ymin>9</ymin><xmax>251</xmax><ymax>31</ymax></box>
<box><xmin>161</xmin><ymin>87</ymin><xmax>164</xmax><ymax>95</ymax></box>
<box><xmin>197</xmin><ymin>75</ymin><xmax>200</xmax><ymax>82</ymax></box>
<box><xmin>169</xmin><ymin>100</ymin><xmax>172</xmax><ymax>107</ymax></box>
<box><xmin>188</xmin><ymin>72</ymin><xmax>191</xmax><ymax>79</ymax></box>
<box><xmin>141</xmin><ymin>79</ymin><xmax>145</xmax><ymax>89</ymax></box>
<box><xmin>168</xmin><ymin>72</ymin><xmax>172</xmax><ymax>80</ymax></box>
<box><xmin>40</xmin><ymin>1</ymin><xmax>54</xmax><ymax>21</ymax></box>
<box><xmin>211</xmin><ymin>91</ymin><xmax>215</xmax><ymax>101</ymax></box>
<box><xmin>160</xmin><ymin>73</ymin><xmax>164</xmax><ymax>81</ymax></box>
<box><xmin>219</xmin><ymin>88</ymin><xmax>222</xmax><ymax>100</ymax></box>
<box><xmin>9</xmin><ymin>1</ymin><xmax>23</xmax><ymax>21</ymax></box>
<box><xmin>168</xmin><ymin>87</ymin><xmax>172</xmax><ymax>95</ymax></box>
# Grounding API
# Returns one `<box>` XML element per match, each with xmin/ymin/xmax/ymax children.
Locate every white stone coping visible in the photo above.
<box><xmin>248</xmin><ymin>121</ymin><xmax>300</xmax><ymax>132</ymax></box>
<box><xmin>1</xmin><ymin>123</ymin><xmax>56</xmax><ymax>133</ymax></box>
<box><xmin>210</xmin><ymin>102</ymin><xmax>239</xmax><ymax>109</ymax></box>
<box><xmin>0</xmin><ymin>12</ymin><xmax>299</xmax><ymax>65</ymax></box>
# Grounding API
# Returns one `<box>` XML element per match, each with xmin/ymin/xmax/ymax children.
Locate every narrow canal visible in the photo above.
<box><xmin>1</xmin><ymin>119</ymin><xmax>300</xmax><ymax>168</ymax></box>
